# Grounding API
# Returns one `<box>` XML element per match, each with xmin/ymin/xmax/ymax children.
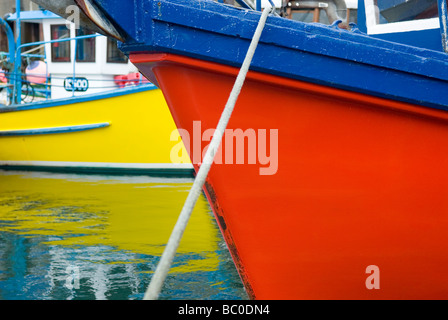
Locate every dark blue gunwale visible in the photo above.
<box><xmin>91</xmin><ymin>0</ymin><xmax>448</xmax><ymax>111</ymax></box>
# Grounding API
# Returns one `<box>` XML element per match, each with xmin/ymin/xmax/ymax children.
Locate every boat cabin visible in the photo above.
<box><xmin>279</xmin><ymin>0</ymin><xmax>442</xmax><ymax>52</ymax></box>
<box><xmin>6</xmin><ymin>10</ymin><xmax>141</xmax><ymax>100</ymax></box>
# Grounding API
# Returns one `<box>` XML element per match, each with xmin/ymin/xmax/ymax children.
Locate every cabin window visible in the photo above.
<box><xmin>51</xmin><ymin>25</ymin><xmax>71</xmax><ymax>62</ymax></box>
<box><xmin>348</xmin><ymin>8</ymin><xmax>358</xmax><ymax>24</ymax></box>
<box><xmin>319</xmin><ymin>9</ymin><xmax>330</xmax><ymax>24</ymax></box>
<box><xmin>107</xmin><ymin>38</ymin><xmax>128</xmax><ymax>64</ymax></box>
<box><xmin>364</xmin><ymin>0</ymin><xmax>439</xmax><ymax>34</ymax></box>
<box><xmin>289</xmin><ymin>7</ymin><xmax>330</xmax><ymax>24</ymax></box>
<box><xmin>286</xmin><ymin>3</ymin><xmax>356</xmax><ymax>25</ymax></box>
<box><xmin>374</xmin><ymin>0</ymin><xmax>438</xmax><ymax>24</ymax></box>
<box><xmin>291</xmin><ymin>9</ymin><xmax>316</xmax><ymax>23</ymax></box>
<box><xmin>75</xmin><ymin>28</ymin><xmax>96</xmax><ymax>62</ymax></box>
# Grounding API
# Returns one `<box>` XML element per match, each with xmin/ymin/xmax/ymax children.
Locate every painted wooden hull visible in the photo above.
<box><xmin>132</xmin><ymin>53</ymin><xmax>448</xmax><ymax>299</ymax></box>
<box><xmin>0</xmin><ymin>85</ymin><xmax>192</xmax><ymax>175</ymax></box>
<box><xmin>50</xmin><ymin>0</ymin><xmax>448</xmax><ymax>299</ymax></box>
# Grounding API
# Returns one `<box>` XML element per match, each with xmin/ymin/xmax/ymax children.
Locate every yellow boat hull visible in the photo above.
<box><xmin>0</xmin><ymin>85</ymin><xmax>192</xmax><ymax>175</ymax></box>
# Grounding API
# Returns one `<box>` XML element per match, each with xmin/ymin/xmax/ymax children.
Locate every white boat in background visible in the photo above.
<box><xmin>0</xmin><ymin>7</ymin><xmax>192</xmax><ymax>175</ymax></box>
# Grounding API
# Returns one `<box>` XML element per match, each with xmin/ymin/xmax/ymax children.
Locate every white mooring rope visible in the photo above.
<box><xmin>143</xmin><ymin>4</ymin><xmax>274</xmax><ymax>300</ymax></box>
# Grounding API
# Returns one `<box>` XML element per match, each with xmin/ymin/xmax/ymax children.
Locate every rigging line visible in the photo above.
<box><xmin>142</xmin><ymin>4</ymin><xmax>274</xmax><ymax>300</ymax></box>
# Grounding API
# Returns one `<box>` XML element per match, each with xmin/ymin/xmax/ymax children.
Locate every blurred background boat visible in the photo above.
<box><xmin>0</xmin><ymin>2</ymin><xmax>192</xmax><ymax>176</ymax></box>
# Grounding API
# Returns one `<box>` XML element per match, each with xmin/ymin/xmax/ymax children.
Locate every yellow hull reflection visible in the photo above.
<box><xmin>0</xmin><ymin>170</ymin><xmax>220</xmax><ymax>273</ymax></box>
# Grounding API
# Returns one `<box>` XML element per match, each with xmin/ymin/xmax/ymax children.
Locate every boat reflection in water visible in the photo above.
<box><xmin>0</xmin><ymin>170</ymin><xmax>247</xmax><ymax>300</ymax></box>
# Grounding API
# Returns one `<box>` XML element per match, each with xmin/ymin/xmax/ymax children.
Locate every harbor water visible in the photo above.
<box><xmin>0</xmin><ymin>170</ymin><xmax>248</xmax><ymax>300</ymax></box>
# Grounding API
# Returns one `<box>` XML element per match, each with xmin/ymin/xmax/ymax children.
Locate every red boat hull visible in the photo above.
<box><xmin>132</xmin><ymin>53</ymin><xmax>448</xmax><ymax>299</ymax></box>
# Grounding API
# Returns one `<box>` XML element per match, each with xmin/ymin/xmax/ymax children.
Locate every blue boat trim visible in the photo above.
<box><xmin>0</xmin><ymin>122</ymin><xmax>110</xmax><ymax>137</ymax></box>
<box><xmin>0</xmin><ymin>84</ymin><xmax>157</xmax><ymax>113</ymax></box>
<box><xmin>88</xmin><ymin>0</ymin><xmax>448</xmax><ymax>111</ymax></box>
<box><xmin>6</xmin><ymin>10</ymin><xmax>61</xmax><ymax>21</ymax></box>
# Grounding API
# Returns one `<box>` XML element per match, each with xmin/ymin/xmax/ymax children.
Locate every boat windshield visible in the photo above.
<box><xmin>375</xmin><ymin>0</ymin><xmax>438</xmax><ymax>24</ymax></box>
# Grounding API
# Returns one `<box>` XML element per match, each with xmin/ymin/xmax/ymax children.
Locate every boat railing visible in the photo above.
<box><xmin>10</xmin><ymin>33</ymin><xmax>102</xmax><ymax>105</ymax></box>
<box><xmin>0</xmin><ymin>50</ymin><xmax>48</xmax><ymax>103</ymax></box>
<box><xmin>1</xmin><ymin>33</ymin><xmax>148</xmax><ymax>106</ymax></box>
